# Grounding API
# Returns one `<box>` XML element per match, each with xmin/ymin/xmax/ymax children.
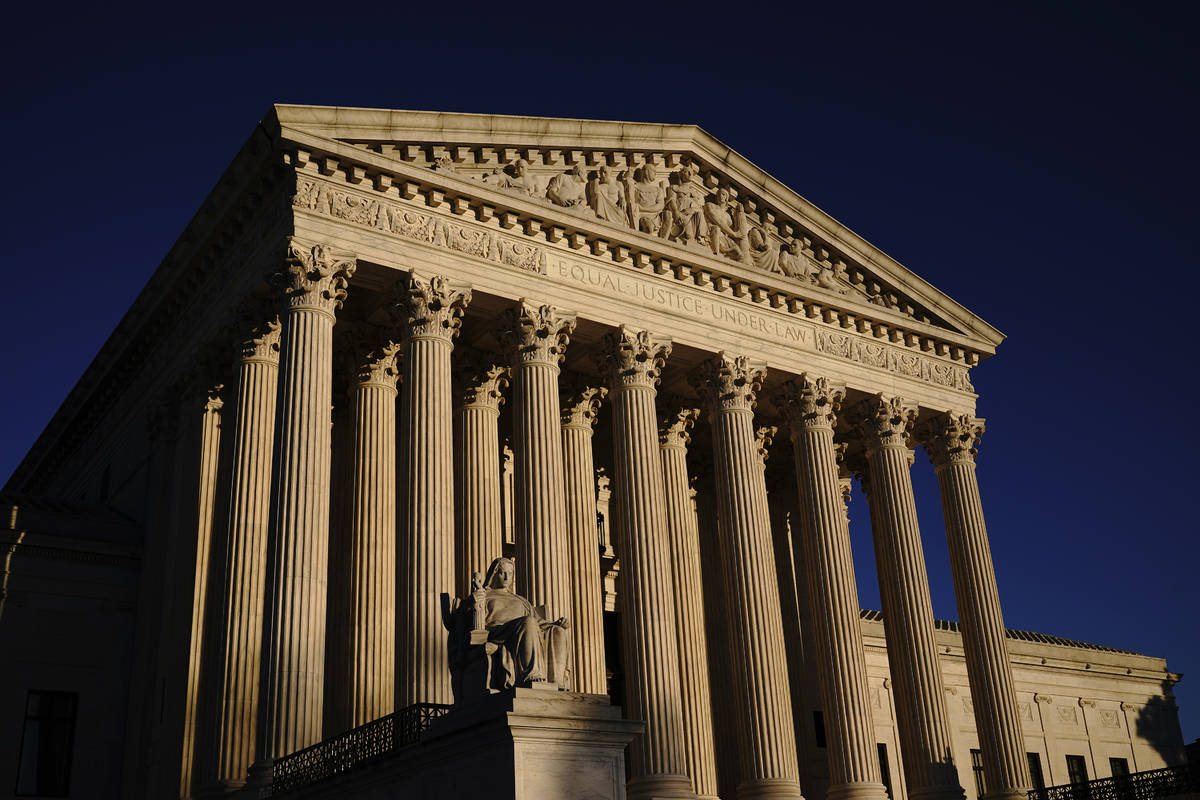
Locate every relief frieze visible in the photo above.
<box><xmin>293</xmin><ymin>174</ymin><xmax>973</xmax><ymax>394</ymax></box>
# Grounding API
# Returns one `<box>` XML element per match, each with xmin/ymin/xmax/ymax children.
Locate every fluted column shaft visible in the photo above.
<box><xmin>693</xmin><ymin>355</ymin><xmax>803</xmax><ymax>800</ymax></box>
<box><xmin>561</xmin><ymin>382</ymin><xmax>608</xmax><ymax>695</ymax></box>
<box><xmin>206</xmin><ymin>315</ymin><xmax>280</xmax><ymax>790</ymax></box>
<box><xmin>397</xmin><ymin>274</ymin><xmax>470</xmax><ymax>707</ymax></box>
<box><xmin>659</xmin><ymin>406</ymin><xmax>720</xmax><ymax>799</ymax></box>
<box><xmin>856</xmin><ymin>396</ymin><xmax>963</xmax><ymax>800</ymax></box>
<box><xmin>599</xmin><ymin>327</ymin><xmax>694</xmax><ymax>800</ymax></box>
<box><xmin>342</xmin><ymin>339</ymin><xmax>400</xmax><ymax>728</ymax></box>
<box><xmin>778</xmin><ymin>376</ymin><xmax>887</xmax><ymax>800</ymax></box>
<box><xmin>253</xmin><ymin>241</ymin><xmax>356</xmax><ymax>773</ymax></box>
<box><xmin>454</xmin><ymin>360</ymin><xmax>509</xmax><ymax>589</ymax></box>
<box><xmin>923</xmin><ymin>414</ymin><xmax>1030</xmax><ymax>800</ymax></box>
<box><xmin>502</xmin><ymin>302</ymin><xmax>576</xmax><ymax>622</ymax></box>
<box><xmin>180</xmin><ymin>384</ymin><xmax>224</xmax><ymax>797</ymax></box>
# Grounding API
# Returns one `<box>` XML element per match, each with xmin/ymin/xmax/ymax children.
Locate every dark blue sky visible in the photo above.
<box><xmin>3</xmin><ymin>1</ymin><xmax>1196</xmax><ymax>742</ymax></box>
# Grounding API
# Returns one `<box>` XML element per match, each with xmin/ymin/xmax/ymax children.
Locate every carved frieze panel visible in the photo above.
<box><xmin>293</xmin><ymin>172</ymin><xmax>975</xmax><ymax>395</ymax></box>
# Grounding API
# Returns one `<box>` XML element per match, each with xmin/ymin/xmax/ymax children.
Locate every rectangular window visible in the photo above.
<box><xmin>877</xmin><ymin>743</ymin><xmax>893</xmax><ymax>799</ymax></box>
<box><xmin>1066</xmin><ymin>754</ymin><xmax>1089</xmax><ymax>785</ymax></box>
<box><xmin>1109</xmin><ymin>757</ymin><xmax>1129</xmax><ymax>778</ymax></box>
<box><xmin>1027</xmin><ymin>752</ymin><xmax>1046</xmax><ymax>793</ymax></box>
<box><xmin>971</xmin><ymin>749</ymin><xmax>987</xmax><ymax>798</ymax></box>
<box><xmin>813</xmin><ymin>711</ymin><xmax>826</xmax><ymax>748</ymax></box>
<box><xmin>15</xmin><ymin>690</ymin><xmax>77</xmax><ymax>797</ymax></box>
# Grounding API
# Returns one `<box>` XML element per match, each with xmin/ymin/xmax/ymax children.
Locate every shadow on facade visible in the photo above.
<box><xmin>1134</xmin><ymin>682</ymin><xmax>1187</xmax><ymax>766</ymax></box>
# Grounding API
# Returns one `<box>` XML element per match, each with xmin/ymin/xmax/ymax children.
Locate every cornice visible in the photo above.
<box><xmin>286</xmin><ymin>145</ymin><xmax>980</xmax><ymax>395</ymax></box>
<box><xmin>273</xmin><ymin>104</ymin><xmax>1004</xmax><ymax>349</ymax></box>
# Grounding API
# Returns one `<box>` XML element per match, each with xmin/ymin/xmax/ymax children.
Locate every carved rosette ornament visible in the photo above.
<box><xmin>920</xmin><ymin>412</ymin><xmax>985</xmax><ymax>468</ymax></box>
<box><xmin>275</xmin><ymin>238</ymin><xmax>356</xmax><ymax>315</ymax></box>
<box><xmin>454</xmin><ymin>354</ymin><xmax>511</xmax><ymax>411</ymax></box>
<box><xmin>400</xmin><ymin>273</ymin><xmax>471</xmax><ymax>342</ymax></box>
<box><xmin>776</xmin><ymin>373</ymin><xmax>845</xmax><ymax>433</ymax></box>
<box><xmin>501</xmin><ymin>302</ymin><xmax>576</xmax><ymax>366</ymax></box>
<box><xmin>657</xmin><ymin>402</ymin><xmax>699</xmax><ymax>449</ymax></box>
<box><xmin>560</xmin><ymin>378</ymin><xmax>607</xmax><ymax>430</ymax></box>
<box><xmin>690</xmin><ymin>352</ymin><xmax>766</xmax><ymax>414</ymax></box>
<box><xmin>598</xmin><ymin>325</ymin><xmax>672</xmax><ymax>390</ymax></box>
<box><xmin>856</xmin><ymin>394</ymin><xmax>918</xmax><ymax>454</ymax></box>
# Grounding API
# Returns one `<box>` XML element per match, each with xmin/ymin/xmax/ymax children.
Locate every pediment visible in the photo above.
<box><xmin>270</xmin><ymin>104</ymin><xmax>1003</xmax><ymax>355</ymax></box>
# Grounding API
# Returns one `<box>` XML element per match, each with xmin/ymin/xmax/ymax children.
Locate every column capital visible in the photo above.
<box><xmin>776</xmin><ymin>373</ymin><xmax>845</xmax><ymax>433</ymax></box>
<box><xmin>235</xmin><ymin>307</ymin><xmax>281</xmax><ymax>365</ymax></box>
<box><xmin>855</xmin><ymin>394</ymin><xmax>917</xmax><ymax>454</ymax></box>
<box><xmin>597</xmin><ymin>325</ymin><xmax>671</xmax><ymax>389</ymax></box>
<box><xmin>455</xmin><ymin>353</ymin><xmax>510</xmax><ymax>411</ymax></box>
<box><xmin>274</xmin><ymin>238</ymin><xmax>356</xmax><ymax>315</ymax></box>
<box><xmin>348</xmin><ymin>328</ymin><xmax>402</xmax><ymax>390</ymax></box>
<box><xmin>690</xmin><ymin>352</ymin><xmax>766</xmax><ymax>413</ymax></box>
<box><xmin>560</xmin><ymin>377</ymin><xmax>607</xmax><ymax>430</ymax></box>
<box><xmin>501</xmin><ymin>300</ymin><xmax>576</xmax><ymax>366</ymax></box>
<box><xmin>657</xmin><ymin>402</ymin><xmax>700</xmax><ymax>449</ymax></box>
<box><xmin>919</xmin><ymin>411</ymin><xmax>986</xmax><ymax>468</ymax></box>
<box><xmin>399</xmin><ymin>273</ymin><xmax>471</xmax><ymax>343</ymax></box>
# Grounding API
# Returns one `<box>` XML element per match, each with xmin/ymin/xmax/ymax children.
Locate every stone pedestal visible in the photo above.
<box><xmin>283</xmin><ymin>690</ymin><xmax>643</xmax><ymax>800</ymax></box>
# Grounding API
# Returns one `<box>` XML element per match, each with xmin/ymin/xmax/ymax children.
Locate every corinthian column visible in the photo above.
<box><xmin>205</xmin><ymin>312</ymin><xmax>279</xmax><ymax>791</ymax></box>
<box><xmin>396</xmin><ymin>274</ymin><xmax>470</xmax><ymax>707</ymax></box>
<box><xmin>560</xmin><ymin>378</ymin><xmax>608</xmax><ymax>695</ymax></box>
<box><xmin>454</xmin><ymin>355</ymin><xmax>510</xmax><ymax>590</ymax></box>
<box><xmin>920</xmin><ymin>413</ymin><xmax>1030</xmax><ymax>800</ymax></box>
<box><xmin>340</xmin><ymin>333</ymin><xmax>401</xmax><ymax>728</ymax></box>
<box><xmin>500</xmin><ymin>301</ymin><xmax>575</xmax><ymax>622</ymax></box>
<box><xmin>777</xmin><ymin>375</ymin><xmax>887</xmax><ymax>800</ymax></box>
<box><xmin>598</xmin><ymin>326</ymin><xmax>694</xmax><ymax>800</ymax></box>
<box><xmin>253</xmin><ymin>240</ymin><xmax>355</xmax><ymax>775</ymax></box>
<box><xmin>854</xmin><ymin>396</ymin><xmax>963</xmax><ymax>800</ymax></box>
<box><xmin>692</xmin><ymin>354</ymin><xmax>803</xmax><ymax>800</ymax></box>
<box><xmin>658</xmin><ymin>403</ymin><xmax>719</xmax><ymax>800</ymax></box>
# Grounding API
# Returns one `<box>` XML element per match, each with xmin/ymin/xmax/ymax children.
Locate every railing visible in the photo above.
<box><xmin>1029</xmin><ymin>763</ymin><xmax>1200</xmax><ymax>800</ymax></box>
<box><xmin>266</xmin><ymin>702</ymin><xmax>452</xmax><ymax>796</ymax></box>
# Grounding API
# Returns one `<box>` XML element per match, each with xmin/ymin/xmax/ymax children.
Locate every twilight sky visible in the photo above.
<box><xmin>2</xmin><ymin>1</ymin><xmax>1196</xmax><ymax>743</ymax></box>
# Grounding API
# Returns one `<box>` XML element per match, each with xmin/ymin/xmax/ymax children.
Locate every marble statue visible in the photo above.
<box><xmin>443</xmin><ymin>557</ymin><xmax>571</xmax><ymax>703</ymax></box>
<box><xmin>587</xmin><ymin>165</ymin><xmax>627</xmax><ymax>225</ymax></box>
<box><xmin>484</xmin><ymin>158</ymin><xmax>539</xmax><ymax>197</ymax></box>
<box><xmin>663</xmin><ymin>162</ymin><xmax>708</xmax><ymax>246</ymax></box>
<box><xmin>625</xmin><ymin>164</ymin><xmax>666</xmax><ymax>235</ymax></box>
<box><xmin>546</xmin><ymin>163</ymin><xmax>589</xmax><ymax>210</ymax></box>
<box><xmin>704</xmin><ymin>188</ymin><xmax>748</xmax><ymax>262</ymax></box>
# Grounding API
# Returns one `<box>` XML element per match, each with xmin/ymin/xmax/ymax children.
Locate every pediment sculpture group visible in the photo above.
<box><xmin>442</xmin><ymin>557</ymin><xmax>571</xmax><ymax>702</ymax></box>
<box><xmin>433</xmin><ymin>155</ymin><xmax>855</xmax><ymax>297</ymax></box>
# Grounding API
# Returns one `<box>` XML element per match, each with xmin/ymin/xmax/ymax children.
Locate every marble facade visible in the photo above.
<box><xmin>0</xmin><ymin>106</ymin><xmax>1187</xmax><ymax>800</ymax></box>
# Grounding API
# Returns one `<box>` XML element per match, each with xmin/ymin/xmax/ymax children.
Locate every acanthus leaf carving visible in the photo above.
<box><xmin>275</xmin><ymin>238</ymin><xmax>356</xmax><ymax>314</ymax></box>
<box><xmin>756</xmin><ymin>425</ymin><xmax>778</xmax><ymax>467</ymax></box>
<box><xmin>597</xmin><ymin>325</ymin><xmax>672</xmax><ymax>389</ymax></box>
<box><xmin>856</xmin><ymin>394</ymin><xmax>918</xmax><ymax>453</ymax></box>
<box><xmin>501</xmin><ymin>301</ymin><xmax>576</xmax><ymax>366</ymax></box>
<box><xmin>454</xmin><ymin>352</ymin><xmax>510</xmax><ymax>411</ymax></box>
<box><xmin>399</xmin><ymin>273</ymin><xmax>471</xmax><ymax>343</ymax></box>
<box><xmin>347</xmin><ymin>326</ymin><xmax>402</xmax><ymax>389</ymax></box>
<box><xmin>560</xmin><ymin>377</ymin><xmax>607</xmax><ymax>430</ymax></box>
<box><xmin>775</xmin><ymin>373</ymin><xmax>846</xmax><ymax>434</ymax></box>
<box><xmin>657</xmin><ymin>400</ymin><xmax>700</xmax><ymax>448</ymax></box>
<box><xmin>690</xmin><ymin>352</ymin><xmax>766</xmax><ymax>413</ymax></box>
<box><xmin>919</xmin><ymin>412</ymin><xmax>985</xmax><ymax>468</ymax></box>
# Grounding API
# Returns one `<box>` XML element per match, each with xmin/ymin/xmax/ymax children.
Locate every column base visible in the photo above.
<box><xmin>626</xmin><ymin>774</ymin><xmax>697</xmax><ymax>800</ymax></box>
<box><xmin>981</xmin><ymin>791</ymin><xmax>1028</xmax><ymax>800</ymax></box>
<box><xmin>243</xmin><ymin>758</ymin><xmax>272</xmax><ymax>790</ymax></box>
<box><xmin>910</xmin><ymin>784</ymin><xmax>967</xmax><ymax>800</ymax></box>
<box><xmin>735</xmin><ymin>777</ymin><xmax>807</xmax><ymax>799</ymax></box>
<box><xmin>826</xmin><ymin>781</ymin><xmax>890</xmax><ymax>800</ymax></box>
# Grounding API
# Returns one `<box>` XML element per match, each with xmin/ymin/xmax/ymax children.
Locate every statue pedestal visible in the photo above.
<box><xmin>286</xmin><ymin>689</ymin><xmax>643</xmax><ymax>799</ymax></box>
<box><xmin>424</xmin><ymin>688</ymin><xmax>643</xmax><ymax>799</ymax></box>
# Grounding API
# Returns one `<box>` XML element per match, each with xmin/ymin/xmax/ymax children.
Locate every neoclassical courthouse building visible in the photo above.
<box><xmin>0</xmin><ymin>106</ymin><xmax>1188</xmax><ymax>800</ymax></box>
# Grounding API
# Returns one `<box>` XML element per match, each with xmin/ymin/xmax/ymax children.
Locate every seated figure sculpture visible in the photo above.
<box><xmin>443</xmin><ymin>556</ymin><xmax>571</xmax><ymax>703</ymax></box>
